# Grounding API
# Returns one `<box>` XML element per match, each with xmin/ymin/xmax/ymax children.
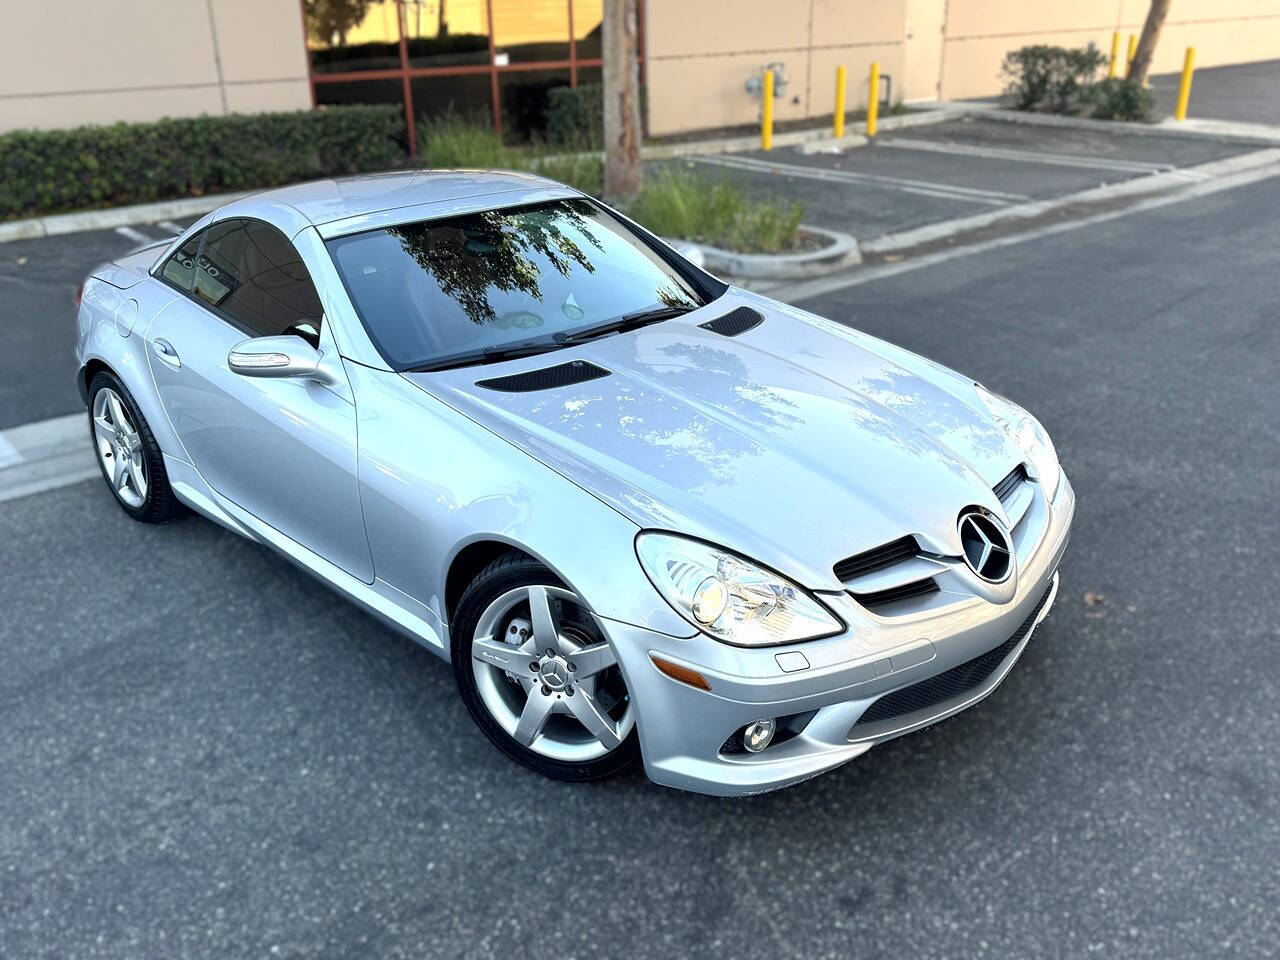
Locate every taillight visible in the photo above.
<box><xmin>74</xmin><ymin>280</ymin><xmax>85</xmax><ymax>311</ymax></box>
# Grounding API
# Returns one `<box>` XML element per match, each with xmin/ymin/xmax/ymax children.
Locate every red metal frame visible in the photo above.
<box><xmin>299</xmin><ymin>0</ymin><xmax>629</xmax><ymax>156</ymax></box>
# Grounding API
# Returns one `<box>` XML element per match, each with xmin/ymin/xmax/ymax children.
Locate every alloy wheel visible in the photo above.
<box><xmin>92</xmin><ymin>387</ymin><xmax>148</xmax><ymax>509</ymax></box>
<box><xmin>470</xmin><ymin>584</ymin><xmax>634</xmax><ymax>763</ymax></box>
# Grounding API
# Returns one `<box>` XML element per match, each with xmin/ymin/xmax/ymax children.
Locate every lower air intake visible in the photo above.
<box><xmin>852</xmin><ymin>580</ymin><xmax>1055</xmax><ymax>728</ymax></box>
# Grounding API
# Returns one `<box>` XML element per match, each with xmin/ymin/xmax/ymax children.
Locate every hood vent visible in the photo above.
<box><xmin>699</xmin><ymin>306</ymin><xmax>764</xmax><ymax>338</ymax></box>
<box><xmin>476</xmin><ymin>359</ymin><xmax>609</xmax><ymax>393</ymax></box>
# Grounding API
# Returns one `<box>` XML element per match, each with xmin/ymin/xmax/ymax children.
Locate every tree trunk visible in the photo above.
<box><xmin>602</xmin><ymin>0</ymin><xmax>643</xmax><ymax>203</ymax></box>
<box><xmin>1128</xmin><ymin>0</ymin><xmax>1172</xmax><ymax>86</ymax></box>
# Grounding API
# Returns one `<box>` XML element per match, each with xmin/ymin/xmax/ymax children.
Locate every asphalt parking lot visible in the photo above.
<box><xmin>2</xmin><ymin>144</ymin><xmax>1278</xmax><ymax>957</ymax></box>
<box><xmin>674</xmin><ymin>115</ymin><xmax>1256</xmax><ymax>239</ymax></box>
<box><xmin>1149</xmin><ymin>57</ymin><xmax>1280</xmax><ymax>124</ymax></box>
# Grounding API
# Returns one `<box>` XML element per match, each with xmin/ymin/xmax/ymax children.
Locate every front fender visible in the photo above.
<box><xmin>347</xmin><ymin>364</ymin><xmax>694</xmax><ymax>647</ymax></box>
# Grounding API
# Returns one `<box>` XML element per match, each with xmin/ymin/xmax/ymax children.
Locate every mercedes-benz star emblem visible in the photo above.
<box><xmin>957</xmin><ymin>510</ymin><xmax>1013</xmax><ymax>582</ymax></box>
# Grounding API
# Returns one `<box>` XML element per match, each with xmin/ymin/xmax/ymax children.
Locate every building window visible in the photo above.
<box><xmin>301</xmin><ymin>0</ymin><xmax>636</xmax><ymax>151</ymax></box>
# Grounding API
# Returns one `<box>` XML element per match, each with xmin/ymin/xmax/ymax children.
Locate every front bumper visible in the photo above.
<box><xmin>603</xmin><ymin>475</ymin><xmax>1075</xmax><ymax>796</ymax></box>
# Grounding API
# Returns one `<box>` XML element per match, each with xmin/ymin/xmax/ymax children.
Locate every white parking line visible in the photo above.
<box><xmin>114</xmin><ymin>225</ymin><xmax>154</xmax><ymax>244</ymax></box>
<box><xmin>157</xmin><ymin>220</ymin><xmax>186</xmax><ymax>235</ymax></box>
<box><xmin>693</xmin><ymin>153</ymin><xmax>1027</xmax><ymax>206</ymax></box>
<box><xmin>877</xmin><ymin>137</ymin><xmax>1176</xmax><ymax>174</ymax></box>
<box><xmin>0</xmin><ymin>412</ymin><xmax>99</xmax><ymax>503</ymax></box>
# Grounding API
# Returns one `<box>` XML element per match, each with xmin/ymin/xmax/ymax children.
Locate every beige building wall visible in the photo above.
<box><xmin>0</xmin><ymin>0</ymin><xmax>311</xmax><ymax>133</ymax></box>
<box><xmin>644</xmin><ymin>0</ymin><xmax>907</xmax><ymax>137</ymax></box>
<box><xmin>645</xmin><ymin>0</ymin><xmax>1280</xmax><ymax>134</ymax></box>
<box><xmin>936</xmin><ymin>0</ymin><xmax>1280</xmax><ymax>101</ymax></box>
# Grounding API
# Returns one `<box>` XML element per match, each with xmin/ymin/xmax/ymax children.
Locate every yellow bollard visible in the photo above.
<box><xmin>1108</xmin><ymin>32</ymin><xmax>1120</xmax><ymax>78</ymax></box>
<box><xmin>1175</xmin><ymin>46</ymin><xmax>1196</xmax><ymax>120</ymax></box>
<box><xmin>762</xmin><ymin>68</ymin><xmax>774</xmax><ymax>151</ymax></box>
<box><xmin>1127</xmin><ymin>33</ymin><xmax>1137</xmax><ymax>72</ymax></box>
<box><xmin>834</xmin><ymin>65</ymin><xmax>847</xmax><ymax>139</ymax></box>
<box><xmin>866</xmin><ymin>61</ymin><xmax>880</xmax><ymax>138</ymax></box>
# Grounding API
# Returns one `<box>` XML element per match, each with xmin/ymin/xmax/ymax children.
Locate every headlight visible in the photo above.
<box><xmin>635</xmin><ymin>533</ymin><xmax>843</xmax><ymax>647</ymax></box>
<box><xmin>975</xmin><ymin>384</ymin><xmax>1061</xmax><ymax>500</ymax></box>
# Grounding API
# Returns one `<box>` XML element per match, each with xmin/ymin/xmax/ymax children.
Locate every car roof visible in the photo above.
<box><xmin>213</xmin><ymin>169</ymin><xmax>579</xmax><ymax>239</ymax></box>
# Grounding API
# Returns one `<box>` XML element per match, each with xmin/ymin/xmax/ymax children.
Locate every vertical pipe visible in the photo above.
<box><xmin>1127</xmin><ymin>33</ymin><xmax>1137</xmax><ymax>73</ymax></box>
<box><xmin>866</xmin><ymin>61</ymin><xmax>880</xmax><ymax>137</ymax></box>
<box><xmin>1175</xmin><ymin>46</ymin><xmax>1196</xmax><ymax>120</ymax></box>
<box><xmin>762</xmin><ymin>68</ymin><xmax>774</xmax><ymax>151</ymax></box>
<box><xmin>834</xmin><ymin>65</ymin><xmax>847</xmax><ymax>139</ymax></box>
<box><xmin>1108</xmin><ymin>31</ymin><xmax>1120</xmax><ymax>78</ymax></box>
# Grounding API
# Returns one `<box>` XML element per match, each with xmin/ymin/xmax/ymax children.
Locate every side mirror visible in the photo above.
<box><xmin>228</xmin><ymin>335</ymin><xmax>332</xmax><ymax>382</ymax></box>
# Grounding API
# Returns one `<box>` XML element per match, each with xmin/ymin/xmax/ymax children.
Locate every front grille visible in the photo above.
<box><xmin>855</xmin><ymin>578</ymin><xmax>939</xmax><ymax>610</ymax></box>
<box><xmin>993</xmin><ymin>464</ymin><xmax>1029</xmax><ymax>503</ymax></box>
<box><xmin>834</xmin><ymin>535</ymin><xmax>921</xmax><ymax>582</ymax></box>
<box><xmin>852</xmin><ymin>580</ymin><xmax>1055</xmax><ymax>729</ymax></box>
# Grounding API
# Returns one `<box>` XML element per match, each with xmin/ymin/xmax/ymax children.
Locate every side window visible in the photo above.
<box><xmin>159</xmin><ymin>231</ymin><xmax>201</xmax><ymax>292</ymax></box>
<box><xmin>194</xmin><ymin>218</ymin><xmax>324</xmax><ymax>339</ymax></box>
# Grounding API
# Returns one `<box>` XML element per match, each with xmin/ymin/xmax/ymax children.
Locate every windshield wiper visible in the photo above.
<box><xmin>406</xmin><ymin>338</ymin><xmax>567</xmax><ymax>373</ymax></box>
<box><xmin>555</xmin><ymin>304</ymin><xmax>695</xmax><ymax>345</ymax></box>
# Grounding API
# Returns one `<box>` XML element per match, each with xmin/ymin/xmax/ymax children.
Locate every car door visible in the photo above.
<box><xmin>145</xmin><ymin>217</ymin><xmax>374</xmax><ymax>582</ymax></box>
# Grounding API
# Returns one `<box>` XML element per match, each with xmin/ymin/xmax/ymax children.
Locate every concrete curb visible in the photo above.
<box><xmin>0</xmin><ymin>192</ymin><xmax>255</xmax><ymax>245</ymax></box>
<box><xmin>860</xmin><ymin>147</ymin><xmax>1280</xmax><ymax>255</ymax></box>
<box><xmin>695</xmin><ymin>225</ymin><xmax>860</xmax><ymax>279</ymax></box>
<box><xmin>949</xmin><ymin>101</ymin><xmax>1280</xmax><ymax>146</ymax></box>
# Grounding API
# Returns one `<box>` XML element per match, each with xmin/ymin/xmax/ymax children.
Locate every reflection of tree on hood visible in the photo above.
<box><xmin>388</xmin><ymin>200</ymin><xmax>604</xmax><ymax>326</ymax></box>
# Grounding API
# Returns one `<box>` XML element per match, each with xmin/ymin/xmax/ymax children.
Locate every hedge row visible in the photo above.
<box><xmin>0</xmin><ymin>105</ymin><xmax>406</xmax><ymax>220</ymax></box>
<box><xmin>546</xmin><ymin>83</ymin><xmax>604</xmax><ymax>150</ymax></box>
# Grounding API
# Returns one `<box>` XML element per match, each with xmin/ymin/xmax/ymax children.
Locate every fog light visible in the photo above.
<box><xmin>742</xmin><ymin>718</ymin><xmax>776</xmax><ymax>753</ymax></box>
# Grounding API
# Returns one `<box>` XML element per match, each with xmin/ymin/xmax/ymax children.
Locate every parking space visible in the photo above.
<box><xmin>0</xmin><ymin>220</ymin><xmax>191</xmax><ymax>430</ymax></box>
<box><xmin>684</xmin><ymin>116</ymin><xmax>1257</xmax><ymax>239</ymax></box>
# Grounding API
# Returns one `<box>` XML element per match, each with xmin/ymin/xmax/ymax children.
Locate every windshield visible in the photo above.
<box><xmin>325</xmin><ymin>198</ymin><xmax>714</xmax><ymax>371</ymax></box>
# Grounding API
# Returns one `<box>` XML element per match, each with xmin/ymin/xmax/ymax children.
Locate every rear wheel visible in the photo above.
<box><xmin>88</xmin><ymin>371</ymin><xmax>180</xmax><ymax>523</ymax></box>
<box><xmin>452</xmin><ymin>552</ymin><xmax>639</xmax><ymax>781</ymax></box>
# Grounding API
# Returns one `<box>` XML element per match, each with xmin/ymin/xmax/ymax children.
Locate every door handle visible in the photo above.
<box><xmin>152</xmin><ymin>338</ymin><xmax>181</xmax><ymax>368</ymax></box>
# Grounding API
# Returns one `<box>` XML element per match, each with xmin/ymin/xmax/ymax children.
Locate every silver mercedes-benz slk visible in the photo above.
<box><xmin>74</xmin><ymin>170</ymin><xmax>1073</xmax><ymax>796</ymax></box>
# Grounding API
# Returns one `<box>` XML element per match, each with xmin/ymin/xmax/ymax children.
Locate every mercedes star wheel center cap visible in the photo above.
<box><xmin>539</xmin><ymin>658</ymin><xmax>569</xmax><ymax>691</ymax></box>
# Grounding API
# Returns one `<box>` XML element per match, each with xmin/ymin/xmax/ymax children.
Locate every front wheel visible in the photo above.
<box><xmin>452</xmin><ymin>552</ymin><xmax>639</xmax><ymax>782</ymax></box>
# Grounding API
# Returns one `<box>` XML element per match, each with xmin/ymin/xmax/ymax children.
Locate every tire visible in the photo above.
<box><xmin>452</xmin><ymin>551</ymin><xmax>640</xmax><ymax>782</ymax></box>
<box><xmin>87</xmin><ymin>370</ymin><xmax>182</xmax><ymax>524</ymax></box>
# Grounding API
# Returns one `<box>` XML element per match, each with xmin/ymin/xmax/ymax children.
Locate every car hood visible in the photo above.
<box><xmin>405</xmin><ymin>291</ymin><xmax>1023</xmax><ymax>590</ymax></box>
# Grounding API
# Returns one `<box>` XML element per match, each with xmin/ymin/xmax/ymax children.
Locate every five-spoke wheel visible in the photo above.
<box><xmin>453</xmin><ymin>552</ymin><xmax>638</xmax><ymax>780</ymax></box>
<box><xmin>87</xmin><ymin>371</ymin><xmax>180</xmax><ymax>523</ymax></box>
<box><xmin>92</xmin><ymin>386</ymin><xmax>148</xmax><ymax>509</ymax></box>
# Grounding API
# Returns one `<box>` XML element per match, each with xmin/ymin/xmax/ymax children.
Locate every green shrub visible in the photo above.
<box><xmin>416</xmin><ymin>115</ymin><xmax>604</xmax><ymax>196</ymax></box>
<box><xmin>546</xmin><ymin>83</ymin><xmax>604</xmax><ymax>150</ymax></box>
<box><xmin>0</xmin><ymin>105</ymin><xmax>405</xmax><ymax>220</ymax></box>
<box><xmin>417</xmin><ymin>115</ymin><xmax>509</xmax><ymax>168</ymax></box>
<box><xmin>1002</xmin><ymin>44</ymin><xmax>1107</xmax><ymax>113</ymax></box>
<box><xmin>1080</xmin><ymin>77</ymin><xmax>1156</xmax><ymax>121</ymax></box>
<box><xmin>419</xmin><ymin>121</ymin><xmax>801</xmax><ymax>253</ymax></box>
<box><xmin>531</xmin><ymin>153</ymin><xmax>605</xmax><ymax>197</ymax></box>
<box><xmin>624</xmin><ymin>170</ymin><xmax>805</xmax><ymax>254</ymax></box>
